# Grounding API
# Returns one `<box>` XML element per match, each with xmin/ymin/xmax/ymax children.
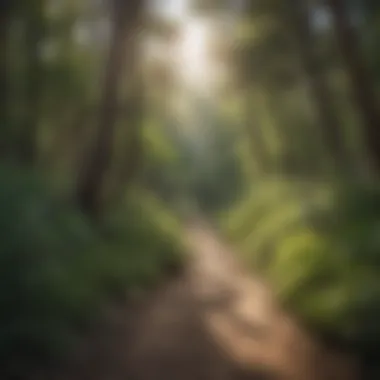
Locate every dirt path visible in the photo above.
<box><xmin>54</xmin><ymin>221</ymin><xmax>360</xmax><ymax>380</ymax></box>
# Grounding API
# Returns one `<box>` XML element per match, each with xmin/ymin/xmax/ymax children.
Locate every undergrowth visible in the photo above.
<box><xmin>0</xmin><ymin>166</ymin><xmax>184</xmax><ymax>378</ymax></box>
<box><xmin>221</xmin><ymin>179</ymin><xmax>380</xmax><ymax>358</ymax></box>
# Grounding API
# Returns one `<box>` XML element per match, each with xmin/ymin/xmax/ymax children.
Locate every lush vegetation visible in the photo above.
<box><xmin>3</xmin><ymin>0</ymin><xmax>380</xmax><ymax>378</ymax></box>
<box><xmin>222</xmin><ymin>180</ymin><xmax>380</xmax><ymax>344</ymax></box>
<box><xmin>0</xmin><ymin>165</ymin><xmax>184</xmax><ymax>377</ymax></box>
<box><xmin>214</xmin><ymin>0</ymin><xmax>380</xmax><ymax>374</ymax></box>
<box><xmin>1</xmin><ymin>2</ymin><xmax>190</xmax><ymax>377</ymax></box>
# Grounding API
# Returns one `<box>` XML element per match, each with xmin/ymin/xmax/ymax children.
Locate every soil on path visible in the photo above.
<box><xmin>54</xmin><ymin>221</ymin><xmax>360</xmax><ymax>380</ymax></box>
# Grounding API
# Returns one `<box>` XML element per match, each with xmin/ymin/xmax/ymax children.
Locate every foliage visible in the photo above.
<box><xmin>222</xmin><ymin>179</ymin><xmax>380</xmax><ymax>350</ymax></box>
<box><xmin>0</xmin><ymin>166</ymin><xmax>183</xmax><ymax>378</ymax></box>
<box><xmin>3</xmin><ymin>0</ymin><xmax>380</xmax><ymax>376</ymax></box>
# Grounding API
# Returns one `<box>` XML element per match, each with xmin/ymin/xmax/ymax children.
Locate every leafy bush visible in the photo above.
<box><xmin>99</xmin><ymin>186</ymin><xmax>185</xmax><ymax>296</ymax></box>
<box><xmin>0</xmin><ymin>166</ymin><xmax>184</xmax><ymax>377</ymax></box>
<box><xmin>222</xmin><ymin>179</ymin><xmax>380</xmax><ymax>350</ymax></box>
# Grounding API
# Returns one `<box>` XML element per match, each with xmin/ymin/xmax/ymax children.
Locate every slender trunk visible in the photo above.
<box><xmin>245</xmin><ymin>90</ymin><xmax>270</xmax><ymax>175</ymax></box>
<box><xmin>0</xmin><ymin>1</ymin><xmax>13</xmax><ymax>159</ymax></box>
<box><xmin>20</xmin><ymin>0</ymin><xmax>45</xmax><ymax>164</ymax></box>
<box><xmin>103</xmin><ymin>97</ymin><xmax>143</xmax><ymax>210</ymax></box>
<box><xmin>328</xmin><ymin>0</ymin><xmax>380</xmax><ymax>173</ymax></box>
<box><xmin>239</xmin><ymin>41</ymin><xmax>271</xmax><ymax>175</ymax></box>
<box><xmin>76</xmin><ymin>0</ymin><xmax>141</xmax><ymax>217</ymax></box>
<box><xmin>290</xmin><ymin>0</ymin><xmax>350</xmax><ymax>175</ymax></box>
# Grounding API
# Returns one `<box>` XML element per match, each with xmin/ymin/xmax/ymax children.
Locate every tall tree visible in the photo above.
<box><xmin>20</xmin><ymin>0</ymin><xmax>46</xmax><ymax>164</ymax></box>
<box><xmin>0</xmin><ymin>1</ymin><xmax>10</xmax><ymax>154</ymax></box>
<box><xmin>0</xmin><ymin>0</ymin><xmax>16</xmax><ymax>160</ymax></box>
<box><xmin>75</xmin><ymin>0</ymin><xmax>142</xmax><ymax>217</ymax></box>
<box><xmin>289</xmin><ymin>0</ymin><xmax>351</xmax><ymax>174</ymax></box>
<box><xmin>328</xmin><ymin>0</ymin><xmax>380</xmax><ymax>173</ymax></box>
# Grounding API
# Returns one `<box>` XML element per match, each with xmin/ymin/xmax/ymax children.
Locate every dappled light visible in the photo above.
<box><xmin>2</xmin><ymin>0</ymin><xmax>380</xmax><ymax>380</ymax></box>
<box><xmin>176</xmin><ymin>20</ymin><xmax>211</xmax><ymax>86</ymax></box>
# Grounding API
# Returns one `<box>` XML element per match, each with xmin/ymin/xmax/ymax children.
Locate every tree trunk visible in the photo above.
<box><xmin>102</xmin><ymin>96</ymin><xmax>143</xmax><ymax>211</ymax></box>
<box><xmin>238</xmin><ymin>40</ymin><xmax>271</xmax><ymax>175</ymax></box>
<box><xmin>245</xmin><ymin>90</ymin><xmax>271</xmax><ymax>175</ymax></box>
<box><xmin>19</xmin><ymin>0</ymin><xmax>46</xmax><ymax>164</ymax></box>
<box><xmin>290</xmin><ymin>0</ymin><xmax>351</xmax><ymax>175</ymax></box>
<box><xmin>75</xmin><ymin>0</ymin><xmax>142</xmax><ymax>217</ymax></box>
<box><xmin>328</xmin><ymin>0</ymin><xmax>380</xmax><ymax>174</ymax></box>
<box><xmin>0</xmin><ymin>1</ymin><xmax>13</xmax><ymax>159</ymax></box>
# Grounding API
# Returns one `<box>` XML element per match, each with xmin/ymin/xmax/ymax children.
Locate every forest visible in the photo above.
<box><xmin>2</xmin><ymin>0</ymin><xmax>380</xmax><ymax>379</ymax></box>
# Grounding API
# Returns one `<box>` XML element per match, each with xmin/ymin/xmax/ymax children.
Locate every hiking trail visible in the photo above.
<box><xmin>53</xmin><ymin>221</ymin><xmax>359</xmax><ymax>380</ymax></box>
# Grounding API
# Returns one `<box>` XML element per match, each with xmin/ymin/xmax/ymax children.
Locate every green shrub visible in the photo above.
<box><xmin>222</xmin><ymin>179</ymin><xmax>380</xmax><ymax>350</ymax></box>
<box><xmin>0</xmin><ymin>166</ymin><xmax>102</xmax><ymax>376</ymax></box>
<box><xmin>0</xmin><ymin>166</ymin><xmax>184</xmax><ymax>377</ymax></box>
<box><xmin>99</xmin><ymin>187</ymin><xmax>185</xmax><ymax>293</ymax></box>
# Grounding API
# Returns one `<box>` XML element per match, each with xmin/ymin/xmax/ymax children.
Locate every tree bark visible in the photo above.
<box><xmin>328</xmin><ymin>0</ymin><xmax>380</xmax><ymax>174</ymax></box>
<box><xmin>245</xmin><ymin>90</ymin><xmax>271</xmax><ymax>175</ymax></box>
<box><xmin>19</xmin><ymin>0</ymin><xmax>46</xmax><ymax>165</ymax></box>
<box><xmin>290</xmin><ymin>0</ymin><xmax>351</xmax><ymax>175</ymax></box>
<box><xmin>75</xmin><ymin>0</ymin><xmax>142</xmax><ymax>217</ymax></box>
<box><xmin>0</xmin><ymin>1</ymin><xmax>13</xmax><ymax>159</ymax></box>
